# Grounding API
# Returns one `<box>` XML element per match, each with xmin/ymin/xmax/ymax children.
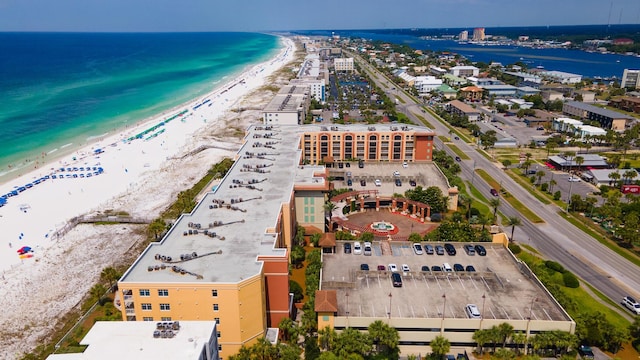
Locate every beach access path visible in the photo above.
<box><xmin>0</xmin><ymin>37</ymin><xmax>296</xmax><ymax>359</ymax></box>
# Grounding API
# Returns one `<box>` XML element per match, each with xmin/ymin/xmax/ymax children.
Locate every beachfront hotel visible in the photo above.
<box><xmin>116</xmin><ymin>123</ymin><xmax>436</xmax><ymax>358</ymax></box>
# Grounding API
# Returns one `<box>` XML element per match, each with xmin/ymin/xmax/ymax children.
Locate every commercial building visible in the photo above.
<box><xmin>316</xmin><ymin>242</ymin><xmax>575</xmax><ymax>355</ymax></box>
<box><xmin>334</xmin><ymin>57</ymin><xmax>355</xmax><ymax>72</ymax></box>
<box><xmin>117</xmin><ymin>123</ymin><xmax>437</xmax><ymax>358</ymax></box>
<box><xmin>481</xmin><ymin>84</ymin><xmax>518</xmax><ymax>97</ymax></box>
<box><xmin>563</xmin><ymin>101</ymin><xmax>636</xmax><ymax>130</ymax></box>
<box><xmin>609</xmin><ymin>96</ymin><xmax>640</xmax><ymax>115</ymax></box>
<box><xmin>414</xmin><ymin>75</ymin><xmax>443</xmax><ymax>94</ymax></box>
<box><xmin>516</xmin><ymin>86</ymin><xmax>541</xmax><ymax>97</ymax></box>
<box><xmin>442</xmin><ymin>74</ymin><xmax>468</xmax><ymax>87</ymax></box>
<box><xmin>450</xmin><ymin>65</ymin><xmax>479</xmax><ymax>78</ymax></box>
<box><xmin>262</xmin><ymin>85</ymin><xmax>310</xmax><ymax>125</ymax></box>
<box><xmin>586</xmin><ymin>168</ymin><xmax>640</xmax><ymax>186</ymax></box>
<box><xmin>472</xmin><ymin>27</ymin><xmax>485</xmax><ymax>41</ymax></box>
<box><xmin>539</xmin><ymin>70</ymin><xmax>582</xmax><ymax>84</ymax></box>
<box><xmin>553</xmin><ymin>118</ymin><xmax>606</xmax><ymax>140</ymax></box>
<box><xmin>547</xmin><ymin>154</ymin><xmax>609</xmax><ymax>170</ymax></box>
<box><xmin>300</xmin><ymin>124</ymin><xmax>436</xmax><ymax>165</ymax></box>
<box><xmin>46</xmin><ymin>321</ymin><xmax>219</xmax><ymax>360</ymax></box>
<box><xmin>446</xmin><ymin>100</ymin><xmax>481</xmax><ymax>122</ymax></box>
<box><xmin>621</xmin><ymin>69</ymin><xmax>640</xmax><ymax>90</ymax></box>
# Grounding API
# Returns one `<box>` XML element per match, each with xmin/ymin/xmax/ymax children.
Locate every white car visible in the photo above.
<box><xmin>413</xmin><ymin>243</ymin><xmax>423</xmax><ymax>255</ymax></box>
<box><xmin>374</xmin><ymin>179</ymin><xmax>382</xmax><ymax>187</ymax></box>
<box><xmin>353</xmin><ymin>241</ymin><xmax>362</xmax><ymax>255</ymax></box>
<box><xmin>568</xmin><ymin>176</ymin><xmax>581</xmax><ymax>182</ymax></box>
<box><xmin>622</xmin><ymin>296</ymin><xmax>640</xmax><ymax>315</ymax></box>
<box><xmin>402</xmin><ymin>162</ymin><xmax>408</xmax><ymax>168</ymax></box>
<box><xmin>401</xmin><ymin>264</ymin><xmax>410</xmax><ymax>272</ymax></box>
<box><xmin>388</xmin><ymin>263</ymin><xmax>398</xmax><ymax>272</ymax></box>
<box><xmin>393</xmin><ymin>171</ymin><xmax>400</xmax><ymax>177</ymax></box>
<box><xmin>363</xmin><ymin>242</ymin><xmax>372</xmax><ymax>256</ymax></box>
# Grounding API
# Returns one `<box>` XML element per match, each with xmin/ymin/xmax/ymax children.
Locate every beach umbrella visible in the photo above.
<box><xmin>17</xmin><ymin>246</ymin><xmax>32</xmax><ymax>254</ymax></box>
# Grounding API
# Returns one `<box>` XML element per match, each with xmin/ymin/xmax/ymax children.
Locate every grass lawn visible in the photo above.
<box><xmin>477</xmin><ymin>169</ymin><xmax>544</xmax><ymax>223</ymax></box>
<box><xmin>449</xmin><ymin>144</ymin><xmax>471</xmax><ymax>160</ymax></box>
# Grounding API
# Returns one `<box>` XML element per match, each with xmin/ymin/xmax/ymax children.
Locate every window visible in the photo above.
<box><xmin>213</xmin><ymin>304</ymin><xmax>219</xmax><ymax>311</ymax></box>
<box><xmin>161</xmin><ymin>317</ymin><xmax>172</xmax><ymax>321</ymax></box>
<box><xmin>218</xmin><ymin>345</ymin><xmax>222</xmax><ymax>351</ymax></box>
<box><xmin>158</xmin><ymin>289</ymin><xmax>169</xmax><ymax>297</ymax></box>
<box><xmin>214</xmin><ymin>317</ymin><xmax>220</xmax><ymax>324</ymax></box>
<box><xmin>143</xmin><ymin>317</ymin><xmax>154</xmax><ymax>321</ymax></box>
<box><xmin>217</xmin><ymin>331</ymin><xmax>221</xmax><ymax>338</ymax></box>
<box><xmin>160</xmin><ymin>303</ymin><xmax>171</xmax><ymax>311</ymax></box>
<box><xmin>212</xmin><ymin>289</ymin><xmax>218</xmax><ymax>297</ymax></box>
<box><xmin>141</xmin><ymin>303</ymin><xmax>152</xmax><ymax>311</ymax></box>
<box><xmin>139</xmin><ymin>289</ymin><xmax>150</xmax><ymax>297</ymax></box>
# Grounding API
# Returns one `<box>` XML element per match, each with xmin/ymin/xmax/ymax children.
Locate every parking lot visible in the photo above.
<box><xmin>322</xmin><ymin>242</ymin><xmax>570</xmax><ymax>322</ymax></box>
<box><xmin>329</xmin><ymin>162</ymin><xmax>449</xmax><ymax>196</ymax></box>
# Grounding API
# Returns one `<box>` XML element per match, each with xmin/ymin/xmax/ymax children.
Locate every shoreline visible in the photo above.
<box><xmin>0</xmin><ymin>35</ymin><xmax>297</xmax><ymax>358</ymax></box>
<box><xmin>0</xmin><ymin>35</ymin><xmax>282</xmax><ymax>186</ymax></box>
<box><xmin>0</xmin><ymin>35</ymin><xmax>294</xmax><ymax>272</ymax></box>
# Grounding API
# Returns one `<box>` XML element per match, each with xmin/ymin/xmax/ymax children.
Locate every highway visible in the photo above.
<box><xmin>351</xmin><ymin>51</ymin><xmax>640</xmax><ymax>310</ymax></box>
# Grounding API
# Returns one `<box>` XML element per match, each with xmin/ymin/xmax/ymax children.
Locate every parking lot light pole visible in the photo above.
<box><xmin>525</xmin><ymin>297</ymin><xmax>537</xmax><ymax>355</ymax></box>
<box><xmin>480</xmin><ymin>294</ymin><xmax>486</xmax><ymax>330</ymax></box>
<box><xmin>387</xmin><ymin>293</ymin><xmax>392</xmax><ymax>321</ymax></box>
<box><xmin>440</xmin><ymin>294</ymin><xmax>447</xmax><ymax>335</ymax></box>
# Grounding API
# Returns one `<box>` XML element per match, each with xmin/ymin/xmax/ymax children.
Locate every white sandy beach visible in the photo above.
<box><xmin>0</xmin><ymin>37</ymin><xmax>296</xmax><ymax>358</ymax></box>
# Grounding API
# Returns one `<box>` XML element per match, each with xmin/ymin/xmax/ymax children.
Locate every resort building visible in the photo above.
<box><xmin>414</xmin><ymin>75</ymin><xmax>443</xmax><ymax>94</ymax></box>
<box><xmin>450</xmin><ymin>65</ymin><xmax>479</xmax><ymax>78</ymax></box>
<box><xmin>334</xmin><ymin>57</ymin><xmax>355</xmax><ymax>72</ymax></box>
<box><xmin>434</xmin><ymin>84</ymin><xmax>458</xmax><ymax>100</ymax></box>
<box><xmin>458</xmin><ymin>30</ymin><xmax>468</xmax><ymax>41</ymax></box>
<box><xmin>442</xmin><ymin>74</ymin><xmax>467</xmax><ymax>87</ymax></box>
<box><xmin>621</xmin><ymin>69</ymin><xmax>640</xmax><ymax>90</ymax></box>
<box><xmin>262</xmin><ymin>85</ymin><xmax>310</xmax><ymax>125</ymax></box>
<box><xmin>46</xmin><ymin>321</ymin><xmax>219</xmax><ymax>360</ymax></box>
<box><xmin>552</xmin><ymin>117</ymin><xmax>606</xmax><ymax>140</ymax></box>
<box><xmin>446</xmin><ymin>100</ymin><xmax>481</xmax><ymax>121</ymax></box>
<box><xmin>300</xmin><ymin>124</ymin><xmax>436</xmax><ymax>165</ymax></box>
<box><xmin>459</xmin><ymin>86</ymin><xmax>484</xmax><ymax>102</ymax></box>
<box><xmin>316</xmin><ymin>241</ymin><xmax>575</xmax><ymax>355</ymax></box>
<box><xmin>472</xmin><ymin>27</ymin><xmax>485</xmax><ymax>41</ymax></box>
<box><xmin>290</xmin><ymin>78</ymin><xmax>326</xmax><ymax>103</ymax></box>
<box><xmin>563</xmin><ymin>101</ymin><xmax>636</xmax><ymax>130</ymax></box>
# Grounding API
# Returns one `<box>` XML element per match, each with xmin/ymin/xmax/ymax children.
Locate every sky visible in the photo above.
<box><xmin>0</xmin><ymin>0</ymin><xmax>639</xmax><ymax>32</ymax></box>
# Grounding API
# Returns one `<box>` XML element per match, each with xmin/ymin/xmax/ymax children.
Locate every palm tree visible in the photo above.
<box><xmin>368</xmin><ymin>320</ymin><xmax>399</xmax><ymax>356</ymax></box>
<box><xmin>506</xmin><ymin>217</ymin><xmax>521</xmax><ymax>242</ymax></box>
<box><xmin>472</xmin><ymin>329</ymin><xmax>491</xmax><ymax>355</ymax></box>
<box><xmin>608</xmin><ymin>171</ymin><xmax>621</xmax><ymax>188</ymax></box>
<box><xmin>278</xmin><ymin>317</ymin><xmax>299</xmax><ymax>345</ymax></box>
<box><xmin>489</xmin><ymin>198</ymin><xmax>501</xmax><ymax>222</ymax></box>
<box><xmin>623</xmin><ymin>169</ymin><xmax>637</xmax><ymax>185</ymax></box>
<box><xmin>497</xmin><ymin>322</ymin><xmax>514</xmax><ymax>348</ymax></box>
<box><xmin>318</xmin><ymin>326</ymin><xmax>338</xmax><ymax>351</ymax></box>
<box><xmin>574</xmin><ymin>156</ymin><xmax>584</xmax><ymax>172</ymax></box>
<box><xmin>549</xmin><ymin>179</ymin><xmax>557</xmax><ymax>194</ymax></box>
<box><xmin>492</xmin><ymin>348</ymin><xmax>516</xmax><ymax>359</ymax></box>
<box><xmin>511</xmin><ymin>332</ymin><xmax>527</xmax><ymax>355</ymax></box>
<box><xmin>535</xmin><ymin>170</ymin><xmax>545</xmax><ymax>186</ymax></box>
<box><xmin>148</xmin><ymin>218</ymin><xmax>167</xmax><ymax>240</ymax></box>
<box><xmin>429</xmin><ymin>335</ymin><xmax>450</xmax><ymax>359</ymax></box>
<box><xmin>100</xmin><ymin>266</ymin><xmax>121</xmax><ymax>292</ymax></box>
<box><xmin>563</xmin><ymin>151</ymin><xmax>575</xmax><ymax>173</ymax></box>
<box><xmin>89</xmin><ymin>284</ymin><xmax>107</xmax><ymax>302</ymax></box>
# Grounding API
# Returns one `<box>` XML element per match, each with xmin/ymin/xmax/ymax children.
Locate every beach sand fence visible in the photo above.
<box><xmin>51</xmin><ymin>215</ymin><xmax>152</xmax><ymax>241</ymax></box>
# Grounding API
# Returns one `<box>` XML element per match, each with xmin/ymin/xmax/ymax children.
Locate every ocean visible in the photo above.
<box><xmin>299</xmin><ymin>26</ymin><xmax>639</xmax><ymax>78</ymax></box>
<box><xmin>0</xmin><ymin>32</ymin><xmax>279</xmax><ymax>179</ymax></box>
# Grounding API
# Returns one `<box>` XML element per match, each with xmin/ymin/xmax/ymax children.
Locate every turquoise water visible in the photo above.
<box><xmin>0</xmin><ymin>32</ymin><xmax>279</xmax><ymax>178</ymax></box>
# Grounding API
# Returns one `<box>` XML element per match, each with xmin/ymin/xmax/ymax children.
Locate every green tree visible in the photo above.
<box><xmin>497</xmin><ymin>322</ymin><xmax>515</xmax><ymax>348</ymax></box>
<box><xmin>334</xmin><ymin>327</ymin><xmax>372</xmax><ymax>358</ymax></box>
<box><xmin>429</xmin><ymin>335</ymin><xmax>450</xmax><ymax>358</ymax></box>
<box><xmin>100</xmin><ymin>266</ymin><xmax>121</xmax><ymax>291</ymax></box>
<box><xmin>318</xmin><ymin>326</ymin><xmax>338</xmax><ymax>351</ymax></box>
<box><xmin>489</xmin><ymin>198</ymin><xmax>501</xmax><ymax>221</ymax></box>
<box><xmin>359</xmin><ymin>232</ymin><xmax>374</xmax><ymax>242</ymax></box>
<box><xmin>473</xmin><ymin>329</ymin><xmax>491</xmax><ymax>355</ymax></box>
<box><xmin>148</xmin><ymin>218</ymin><xmax>167</xmax><ymax>240</ymax></box>
<box><xmin>492</xmin><ymin>348</ymin><xmax>516</xmax><ymax>359</ymax></box>
<box><xmin>368</xmin><ymin>320</ymin><xmax>400</xmax><ymax>358</ymax></box>
<box><xmin>405</xmin><ymin>186</ymin><xmax>447</xmax><ymax>213</ymax></box>
<box><xmin>506</xmin><ymin>217</ymin><xmax>521</xmax><ymax>242</ymax></box>
<box><xmin>408</xmin><ymin>233</ymin><xmax>423</xmax><ymax>243</ymax></box>
<box><xmin>289</xmin><ymin>280</ymin><xmax>304</xmax><ymax>302</ymax></box>
<box><xmin>278</xmin><ymin>317</ymin><xmax>299</xmax><ymax>345</ymax></box>
<box><xmin>535</xmin><ymin>170</ymin><xmax>545</xmax><ymax>186</ymax></box>
<box><xmin>290</xmin><ymin>245</ymin><xmax>306</xmax><ymax>268</ymax></box>
<box><xmin>89</xmin><ymin>284</ymin><xmax>107</xmax><ymax>302</ymax></box>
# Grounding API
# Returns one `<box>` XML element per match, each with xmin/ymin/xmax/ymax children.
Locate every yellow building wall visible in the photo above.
<box><xmin>317</xmin><ymin>311</ymin><xmax>335</xmax><ymax>332</ymax></box>
<box><xmin>120</xmin><ymin>273</ymin><xmax>266</xmax><ymax>359</ymax></box>
<box><xmin>294</xmin><ymin>191</ymin><xmax>325</xmax><ymax>232</ymax></box>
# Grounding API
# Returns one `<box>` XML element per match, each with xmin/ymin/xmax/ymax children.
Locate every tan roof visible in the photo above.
<box><xmin>315</xmin><ymin>290</ymin><xmax>338</xmax><ymax>312</ymax></box>
<box><xmin>319</xmin><ymin>233</ymin><xmax>336</xmax><ymax>247</ymax></box>
<box><xmin>461</xmin><ymin>86</ymin><xmax>483</xmax><ymax>92</ymax></box>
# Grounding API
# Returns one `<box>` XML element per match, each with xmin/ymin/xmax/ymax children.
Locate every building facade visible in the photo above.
<box><xmin>300</xmin><ymin>125</ymin><xmax>435</xmax><ymax>165</ymax></box>
<box><xmin>334</xmin><ymin>57</ymin><xmax>355</xmax><ymax>71</ymax></box>
<box><xmin>472</xmin><ymin>27</ymin><xmax>485</xmax><ymax>41</ymax></box>
<box><xmin>446</xmin><ymin>100</ymin><xmax>481</xmax><ymax>121</ymax></box>
<box><xmin>262</xmin><ymin>85</ymin><xmax>310</xmax><ymax>125</ymax></box>
<box><xmin>621</xmin><ymin>69</ymin><xmax>640</xmax><ymax>89</ymax></box>
<box><xmin>563</xmin><ymin>101</ymin><xmax>635</xmax><ymax>130</ymax></box>
<box><xmin>450</xmin><ymin>65</ymin><xmax>479</xmax><ymax>78</ymax></box>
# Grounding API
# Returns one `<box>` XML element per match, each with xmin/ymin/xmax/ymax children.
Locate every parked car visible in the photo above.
<box><xmin>402</xmin><ymin>162</ymin><xmax>408</xmax><ymax>168</ymax></box>
<box><xmin>353</xmin><ymin>241</ymin><xmax>362</xmax><ymax>255</ymax></box>
<box><xmin>409</xmin><ymin>179</ymin><xmax>417</xmax><ymax>187</ymax></box>
<box><xmin>421</xmin><ymin>265</ymin><xmax>430</xmax><ymax>272</ymax></box>
<box><xmin>401</xmin><ymin>264</ymin><xmax>410</xmax><ymax>272</ymax></box>
<box><xmin>374</xmin><ymin>179</ymin><xmax>382</xmax><ymax>187</ymax></box>
<box><xmin>431</xmin><ymin>265</ymin><xmax>442</xmax><ymax>272</ymax></box>
<box><xmin>360</xmin><ymin>179</ymin><xmax>366</xmax><ymax>186</ymax></box>
<box><xmin>435</xmin><ymin>245</ymin><xmax>445</xmax><ymax>255</ymax></box>
<box><xmin>377</xmin><ymin>265</ymin><xmax>386</xmax><ymax>271</ymax></box>
<box><xmin>344</xmin><ymin>243</ymin><xmax>352</xmax><ymax>254</ymax></box>
<box><xmin>360</xmin><ymin>264</ymin><xmax>369</xmax><ymax>271</ymax></box>
<box><xmin>395</xmin><ymin>179</ymin><xmax>402</xmax><ymax>186</ymax></box>
<box><xmin>393</xmin><ymin>171</ymin><xmax>400</xmax><ymax>177</ymax></box>
<box><xmin>474</xmin><ymin>244</ymin><xmax>487</xmax><ymax>256</ymax></box>
<box><xmin>464</xmin><ymin>244</ymin><xmax>476</xmax><ymax>256</ymax></box>
<box><xmin>388</xmin><ymin>264</ymin><xmax>398</xmax><ymax>272</ymax></box>
<box><xmin>455</xmin><ymin>156</ymin><xmax>461</xmax><ymax>162</ymax></box>
<box><xmin>465</xmin><ymin>265</ymin><xmax>476</xmax><ymax>272</ymax></box>
<box><xmin>363</xmin><ymin>242</ymin><xmax>372</xmax><ymax>256</ymax></box>
<box><xmin>453</xmin><ymin>263</ymin><xmax>464</xmax><ymax>272</ymax></box>
<box><xmin>424</xmin><ymin>244</ymin><xmax>434</xmax><ymax>255</ymax></box>
<box><xmin>392</xmin><ymin>272</ymin><xmax>403</xmax><ymax>287</ymax></box>
<box><xmin>578</xmin><ymin>345</ymin><xmax>594</xmax><ymax>359</ymax></box>
<box><xmin>413</xmin><ymin>243</ymin><xmax>423</xmax><ymax>255</ymax></box>
<box><xmin>444</xmin><ymin>243</ymin><xmax>457</xmax><ymax>256</ymax></box>
<box><xmin>568</xmin><ymin>176</ymin><xmax>581</xmax><ymax>182</ymax></box>
<box><xmin>347</xmin><ymin>179</ymin><xmax>352</xmax><ymax>186</ymax></box>
<box><xmin>465</xmin><ymin>304</ymin><xmax>481</xmax><ymax>319</ymax></box>
<box><xmin>622</xmin><ymin>296</ymin><xmax>640</xmax><ymax>315</ymax></box>
<box><xmin>490</xmin><ymin>188</ymin><xmax>499</xmax><ymax>197</ymax></box>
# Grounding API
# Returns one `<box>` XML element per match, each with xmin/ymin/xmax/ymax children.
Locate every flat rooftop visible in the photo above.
<box><xmin>121</xmin><ymin>125</ymin><xmax>306</xmax><ymax>284</ymax></box>
<box><xmin>46</xmin><ymin>321</ymin><xmax>216</xmax><ymax>360</ymax></box>
<box><xmin>321</xmin><ymin>242</ymin><xmax>571</xmax><ymax>322</ymax></box>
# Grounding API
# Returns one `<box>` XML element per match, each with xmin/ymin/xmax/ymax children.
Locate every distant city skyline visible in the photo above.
<box><xmin>0</xmin><ymin>0</ymin><xmax>639</xmax><ymax>32</ymax></box>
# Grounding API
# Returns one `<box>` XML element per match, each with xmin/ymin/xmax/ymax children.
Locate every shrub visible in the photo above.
<box><xmin>508</xmin><ymin>243</ymin><xmax>521</xmax><ymax>254</ymax></box>
<box><xmin>541</xmin><ymin>183</ymin><xmax>548</xmax><ymax>192</ymax></box>
<box><xmin>553</xmin><ymin>191</ymin><xmax>562</xmax><ymax>200</ymax></box>
<box><xmin>545</xmin><ymin>260</ymin><xmax>566</xmax><ymax>273</ymax></box>
<box><xmin>289</xmin><ymin>280</ymin><xmax>304</xmax><ymax>302</ymax></box>
<box><xmin>563</xmin><ymin>272</ymin><xmax>580</xmax><ymax>288</ymax></box>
